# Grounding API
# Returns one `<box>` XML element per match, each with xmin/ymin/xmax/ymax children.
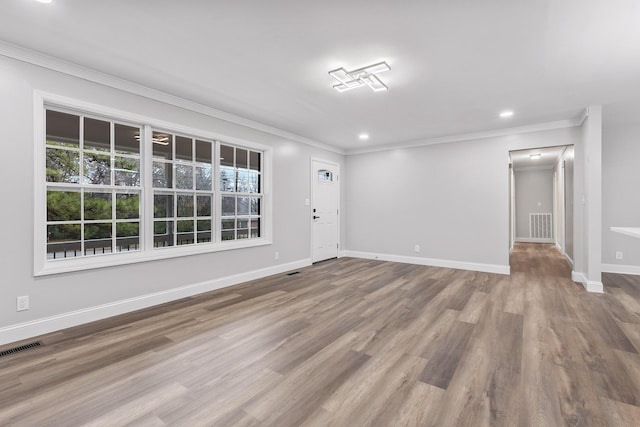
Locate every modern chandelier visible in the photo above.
<box><xmin>328</xmin><ymin>61</ymin><xmax>391</xmax><ymax>92</ymax></box>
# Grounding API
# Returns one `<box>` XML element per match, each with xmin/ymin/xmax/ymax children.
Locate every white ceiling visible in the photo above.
<box><xmin>510</xmin><ymin>146</ymin><xmax>567</xmax><ymax>171</ymax></box>
<box><xmin>1</xmin><ymin>0</ymin><xmax>639</xmax><ymax>152</ymax></box>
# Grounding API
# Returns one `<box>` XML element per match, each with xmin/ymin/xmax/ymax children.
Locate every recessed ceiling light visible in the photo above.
<box><xmin>529</xmin><ymin>153</ymin><xmax>542</xmax><ymax>160</ymax></box>
<box><xmin>499</xmin><ymin>110</ymin><xmax>514</xmax><ymax>118</ymax></box>
<box><xmin>35</xmin><ymin>0</ymin><xmax>53</xmax><ymax>3</ymax></box>
<box><xmin>329</xmin><ymin>61</ymin><xmax>390</xmax><ymax>92</ymax></box>
<box><xmin>358</xmin><ymin>133</ymin><xmax>369</xmax><ymax>140</ymax></box>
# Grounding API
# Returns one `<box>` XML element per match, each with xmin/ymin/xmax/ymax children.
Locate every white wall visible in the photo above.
<box><xmin>514</xmin><ymin>168</ymin><xmax>554</xmax><ymax>239</ymax></box>
<box><xmin>602</xmin><ymin>123</ymin><xmax>640</xmax><ymax>270</ymax></box>
<box><xmin>571</xmin><ymin>107</ymin><xmax>603</xmax><ymax>292</ymax></box>
<box><xmin>564</xmin><ymin>146</ymin><xmax>575</xmax><ymax>262</ymax></box>
<box><xmin>0</xmin><ymin>55</ymin><xmax>346</xmax><ymax>344</ymax></box>
<box><xmin>345</xmin><ymin>126</ymin><xmax>581</xmax><ymax>274</ymax></box>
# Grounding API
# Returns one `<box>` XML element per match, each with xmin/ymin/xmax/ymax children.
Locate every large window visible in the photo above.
<box><xmin>37</xmin><ymin>99</ymin><xmax>269</xmax><ymax>275</ymax></box>
<box><xmin>152</xmin><ymin>131</ymin><xmax>216</xmax><ymax>247</ymax></box>
<box><xmin>220</xmin><ymin>144</ymin><xmax>262</xmax><ymax>240</ymax></box>
<box><xmin>45</xmin><ymin>110</ymin><xmax>142</xmax><ymax>259</ymax></box>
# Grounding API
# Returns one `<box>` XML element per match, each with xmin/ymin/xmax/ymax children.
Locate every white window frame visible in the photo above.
<box><xmin>34</xmin><ymin>91</ymin><xmax>272</xmax><ymax>276</ymax></box>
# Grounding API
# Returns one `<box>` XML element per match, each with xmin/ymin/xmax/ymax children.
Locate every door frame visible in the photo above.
<box><xmin>310</xmin><ymin>157</ymin><xmax>341</xmax><ymax>262</ymax></box>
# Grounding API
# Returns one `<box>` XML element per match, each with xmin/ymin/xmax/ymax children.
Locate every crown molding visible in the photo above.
<box><xmin>346</xmin><ymin>118</ymin><xmax>582</xmax><ymax>155</ymax></box>
<box><xmin>0</xmin><ymin>40</ymin><xmax>345</xmax><ymax>155</ymax></box>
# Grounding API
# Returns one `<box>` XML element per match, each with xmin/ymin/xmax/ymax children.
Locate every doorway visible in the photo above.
<box><xmin>509</xmin><ymin>145</ymin><xmax>574</xmax><ymax>265</ymax></box>
<box><xmin>311</xmin><ymin>159</ymin><xmax>340</xmax><ymax>263</ymax></box>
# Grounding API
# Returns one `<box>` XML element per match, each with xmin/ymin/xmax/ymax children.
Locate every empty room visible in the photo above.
<box><xmin>2</xmin><ymin>1</ymin><xmax>640</xmax><ymax>425</ymax></box>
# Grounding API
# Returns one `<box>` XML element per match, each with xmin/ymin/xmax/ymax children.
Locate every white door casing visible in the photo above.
<box><xmin>311</xmin><ymin>159</ymin><xmax>339</xmax><ymax>263</ymax></box>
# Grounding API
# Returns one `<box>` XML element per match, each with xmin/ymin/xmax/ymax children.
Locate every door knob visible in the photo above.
<box><xmin>313</xmin><ymin>215</ymin><xmax>320</xmax><ymax>219</ymax></box>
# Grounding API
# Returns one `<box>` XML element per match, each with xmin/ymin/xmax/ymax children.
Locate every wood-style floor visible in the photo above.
<box><xmin>2</xmin><ymin>243</ymin><xmax>640</xmax><ymax>426</ymax></box>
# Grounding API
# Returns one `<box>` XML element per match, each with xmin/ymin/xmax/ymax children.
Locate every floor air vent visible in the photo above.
<box><xmin>0</xmin><ymin>341</ymin><xmax>42</xmax><ymax>358</ymax></box>
<box><xmin>287</xmin><ymin>271</ymin><xmax>300</xmax><ymax>276</ymax></box>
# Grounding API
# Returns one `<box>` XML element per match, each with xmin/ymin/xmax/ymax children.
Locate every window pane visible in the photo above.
<box><xmin>195</xmin><ymin>140</ymin><xmax>212</xmax><ymax>164</ymax></box>
<box><xmin>248</xmin><ymin>172</ymin><xmax>259</xmax><ymax>193</ymax></box>
<box><xmin>116</xmin><ymin>193</ymin><xmax>140</xmax><ymax>219</ymax></box>
<box><xmin>220</xmin><ymin>145</ymin><xmax>234</xmax><ymax>167</ymax></box>
<box><xmin>196</xmin><ymin>165</ymin><xmax>212</xmax><ymax>191</ymax></box>
<box><xmin>84</xmin><ymin>192</ymin><xmax>112</xmax><ymax>220</ymax></box>
<box><xmin>221</xmin><ymin>230</ymin><xmax>234</xmax><ymax>241</ymax></box>
<box><xmin>251</xmin><ymin>197</ymin><xmax>261</xmax><ymax>215</ymax></box>
<box><xmin>46</xmin><ymin>148</ymin><xmax>80</xmax><ymax>183</ymax></box>
<box><xmin>153</xmin><ymin>161</ymin><xmax>172</xmax><ymax>188</ymax></box>
<box><xmin>84</xmin><ymin>223</ymin><xmax>113</xmax><ymax>255</ymax></box>
<box><xmin>177</xmin><ymin>220</ymin><xmax>194</xmax><ymax>245</ymax></box>
<box><xmin>249</xmin><ymin>151</ymin><xmax>261</xmax><ymax>171</ymax></box>
<box><xmin>115</xmin><ymin>124</ymin><xmax>140</xmax><ymax>154</ymax></box>
<box><xmin>152</xmin><ymin>132</ymin><xmax>172</xmax><ymax>159</ymax></box>
<box><xmin>154</xmin><ymin>221</ymin><xmax>174</xmax><ymax>247</ymax></box>
<box><xmin>197</xmin><ymin>219</ymin><xmax>212</xmax><ymax>231</ymax></box>
<box><xmin>236</xmin><ymin>148</ymin><xmax>248</xmax><ymax>169</ymax></box>
<box><xmin>114</xmin><ymin>157</ymin><xmax>140</xmax><ymax>186</ymax></box>
<box><xmin>237</xmin><ymin>171</ymin><xmax>250</xmax><ymax>193</ymax></box>
<box><xmin>47</xmin><ymin>190</ymin><xmax>81</xmax><ymax>221</ymax></box>
<box><xmin>197</xmin><ymin>195</ymin><xmax>211</xmax><ymax>217</ymax></box>
<box><xmin>46</xmin><ymin>110</ymin><xmax>79</xmax><ymax>148</ymax></box>
<box><xmin>222</xmin><ymin>196</ymin><xmax>235</xmax><ymax>216</ymax></box>
<box><xmin>47</xmin><ymin>224</ymin><xmax>81</xmax><ymax>258</ymax></box>
<box><xmin>237</xmin><ymin>197</ymin><xmax>250</xmax><ymax>215</ymax></box>
<box><xmin>84</xmin><ymin>117</ymin><xmax>110</xmax><ymax>152</ymax></box>
<box><xmin>177</xmin><ymin>220</ymin><xmax>194</xmax><ymax>232</ymax></box>
<box><xmin>197</xmin><ymin>230</ymin><xmax>212</xmax><ymax>244</ymax></box>
<box><xmin>177</xmin><ymin>194</ymin><xmax>194</xmax><ymax>217</ymax></box>
<box><xmin>175</xmin><ymin>136</ymin><xmax>192</xmax><ymax>161</ymax></box>
<box><xmin>154</xmin><ymin>194</ymin><xmax>173</xmax><ymax>218</ymax></box>
<box><xmin>220</xmin><ymin>168</ymin><xmax>235</xmax><ymax>192</ymax></box>
<box><xmin>251</xmin><ymin>219</ymin><xmax>260</xmax><ymax>238</ymax></box>
<box><xmin>222</xmin><ymin>219</ymin><xmax>235</xmax><ymax>230</ymax></box>
<box><xmin>237</xmin><ymin>218</ymin><xmax>249</xmax><ymax>240</ymax></box>
<box><xmin>116</xmin><ymin>222</ymin><xmax>139</xmax><ymax>252</ymax></box>
<box><xmin>84</xmin><ymin>153</ymin><xmax>111</xmax><ymax>185</ymax></box>
<box><xmin>175</xmin><ymin>163</ymin><xmax>194</xmax><ymax>190</ymax></box>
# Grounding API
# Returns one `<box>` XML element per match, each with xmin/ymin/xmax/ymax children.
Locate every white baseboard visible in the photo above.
<box><xmin>0</xmin><ymin>259</ymin><xmax>311</xmax><ymax>346</ymax></box>
<box><xmin>602</xmin><ymin>263</ymin><xmax>640</xmax><ymax>275</ymax></box>
<box><xmin>515</xmin><ymin>238</ymin><xmax>555</xmax><ymax>243</ymax></box>
<box><xmin>343</xmin><ymin>250</ymin><xmax>510</xmax><ymax>275</ymax></box>
<box><xmin>563</xmin><ymin>253</ymin><xmax>574</xmax><ymax>268</ymax></box>
<box><xmin>571</xmin><ymin>271</ymin><xmax>604</xmax><ymax>293</ymax></box>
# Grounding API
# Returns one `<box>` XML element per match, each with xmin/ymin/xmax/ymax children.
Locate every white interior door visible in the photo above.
<box><xmin>312</xmin><ymin>160</ymin><xmax>339</xmax><ymax>263</ymax></box>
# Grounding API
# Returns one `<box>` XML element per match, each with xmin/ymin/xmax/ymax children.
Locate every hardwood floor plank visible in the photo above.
<box><xmin>418</xmin><ymin>319</ymin><xmax>475</xmax><ymax>389</ymax></box>
<box><xmin>2</xmin><ymin>243</ymin><xmax>640</xmax><ymax>425</ymax></box>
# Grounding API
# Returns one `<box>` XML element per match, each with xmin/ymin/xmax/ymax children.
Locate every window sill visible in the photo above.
<box><xmin>34</xmin><ymin>238</ymin><xmax>272</xmax><ymax>276</ymax></box>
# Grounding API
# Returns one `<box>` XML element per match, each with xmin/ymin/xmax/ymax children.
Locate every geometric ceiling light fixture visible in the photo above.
<box><xmin>328</xmin><ymin>61</ymin><xmax>391</xmax><ymax>92</ymax></box>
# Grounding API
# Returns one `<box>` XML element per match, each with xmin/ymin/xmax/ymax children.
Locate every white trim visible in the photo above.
<box><xmin>610</xmin><ymin>227</ymin><xmax>640</xmax><ymax>239</ymax></box>
<box><xmin>343</xmin><ymin>250</ymin><xmax>510</xmax><ymax>275</ymax></box>
<box><xmin>34</xmin><ymin>91</ymin><xmax>274</xmax><ymax>276</ymax></box>
<box><xmin>602</xmin><ymin>263</ymin><xmax>640</xmax><ymax>275</ymax></box>
<box><xmin>0</xmin><ymin>41</ymin><xmax>343</xmax><ymax>155</ymax></box>
<box><xmin>515</xmin><ymin>238</ymin><xmax>555</xmax><ymax>243</ymax></box>
<box><xmin>564</xmin><ymin>253</ymin><xmax>574</xmax><ymax>268</ymax></box>
<box><xmin>1</xmin><ymin>258</ymin><xmax>311</xmax><ymax>346</ymax></box>
<box><xmin>346</xmin><ymin>119</ymin><xmax>582</xmax><ymax>155</ymax></box>
<box><xmin>571</xmin><ymin>271</ymin><xmax>604</xmax><ymax>293</ymax></box>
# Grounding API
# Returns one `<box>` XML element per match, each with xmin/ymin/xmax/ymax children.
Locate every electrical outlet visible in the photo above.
<box><xmin>414</xmin><ymin>245</ymin><xmax>420</xmax><ymax>253</ymax></box>
<box><xmin>275</xmin><ymin>251</ymin><xmax>280</xmax><ymax>260</ymax></box>
<box><xmin>616</xmin><ymin>251</ymin><xmax>623</xmax><ymax>260</ymax></box>
<box><xmin>16</xmin><ymin>296</ymin><xmax>29</xmax><ymax>312</ymax></box>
